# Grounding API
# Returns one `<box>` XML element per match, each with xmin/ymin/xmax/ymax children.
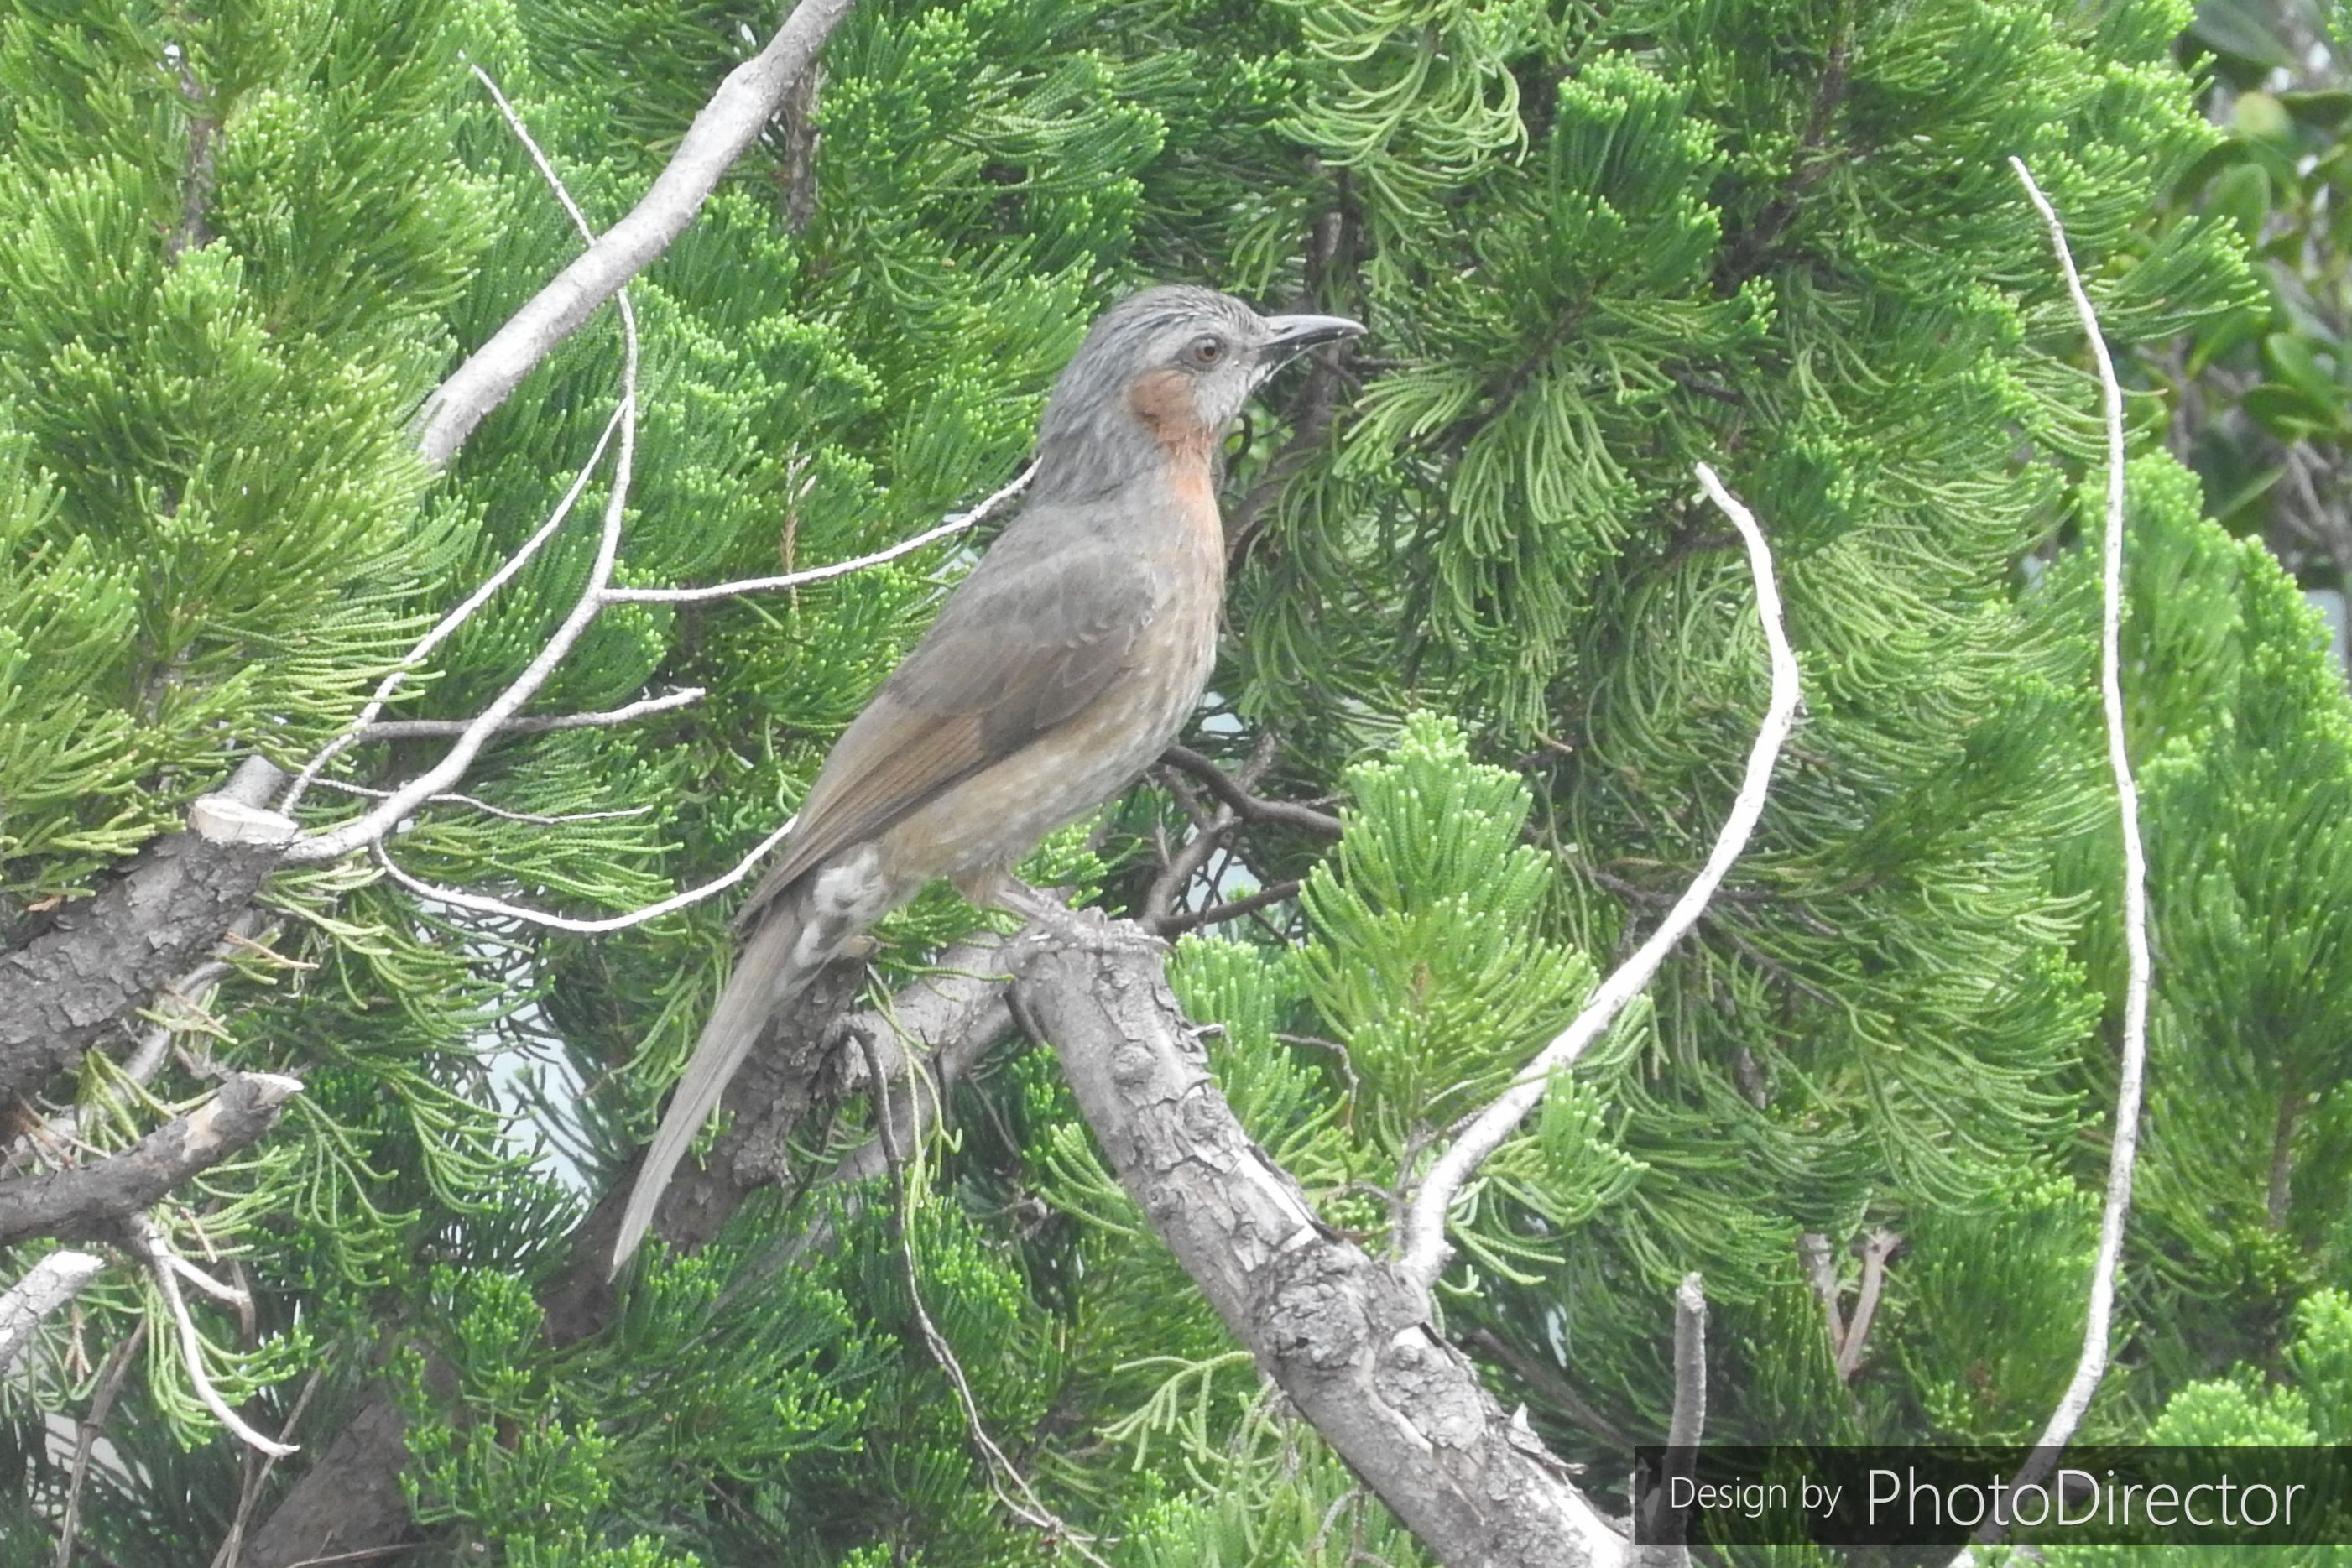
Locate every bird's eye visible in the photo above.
<box><xmin>1186</xmin><ymin>334</ymin><xmax>1227</xmax><ymax>367</ymax></box>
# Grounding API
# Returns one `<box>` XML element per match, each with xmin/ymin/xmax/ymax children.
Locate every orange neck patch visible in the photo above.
<box><xmin>1127</xmin><ymin>367</ymin><xmax>1218</xmax><ymax>468</ymax></box>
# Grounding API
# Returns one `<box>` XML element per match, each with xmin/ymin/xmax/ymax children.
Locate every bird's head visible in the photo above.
<box><xmin>1033</xmin><ymin>285</ymin><xmax>1364</xmax><ymax>496</ymax></box>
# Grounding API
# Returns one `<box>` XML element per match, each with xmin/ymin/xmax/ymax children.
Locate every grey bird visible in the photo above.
<box><xmin>611</xmin><ymin>285</ymin><xmax>1364</xmax><ymax>1273</ymax></box>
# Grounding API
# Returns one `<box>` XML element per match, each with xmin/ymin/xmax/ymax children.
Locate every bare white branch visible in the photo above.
<box><xmin>0</xmin><ymin>1249</ymin><xmax>106</xmax><ymax>1374</ymax></box>
<box><xmin>306</xmin><ymin>777</ymin><xmax>653</xmax><ymax>827</ymax></box>
<box><xmin>1397</xmin><ymin>465</ymin><xmax>1802</xmax><ymax>1291</ymax></box>
<box><xmin>602</xmin><ymin>463</ymin><xmax>1036</xmax><ymax>604</ymax></box>
<box><xmin>415</xmin><ymin>0</ymin><xmax>858</xmax><ymax>467</ymax></box>
<box><xmin>123</xmin><ymin>1213</ymin><xmax>296</xmax><ymax>1457</ymax></box>
<box><xmin>280</xmin><ymin>404</ymin><xmax>626</xmax><ymax>816</ymax></box>
<box><xmin>369</xmin><ymin>812</ymin><xmax>796</xmax><ymax>935</ymax></box>
<box><xmin>1666</xmin><ymin>1273</ymin><xmax>1708</xmax><ymax>1451</ymax></box>
<box><xmin>1975</xmin><ymin>154</ymin><xmax>2152</xmax><ymax>1530</ymax></box>
<box><xmin>351</xmin><ymin>686</ymin><xmax>707</xmax><ymax>741</ymax></box>
<box><xmin>284</xmin><ymin>72</ymin><xmax>641</xmax><ymax>867</ymax></box>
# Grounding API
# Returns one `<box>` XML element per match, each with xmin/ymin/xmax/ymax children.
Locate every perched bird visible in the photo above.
<box><xmin>611</xmin><ymin>285</ymin><xmax>1363</xmax><ymax>1272</ymax></box>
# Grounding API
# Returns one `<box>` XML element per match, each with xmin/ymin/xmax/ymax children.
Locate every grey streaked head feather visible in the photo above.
<box><xmin>1030</xmin><ymin>285</ymin><xmax>1275</xmax><ymax>503</ymax></box>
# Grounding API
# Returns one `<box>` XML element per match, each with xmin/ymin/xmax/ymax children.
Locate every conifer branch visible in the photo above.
<box><xmin>0</xmin><ymin>1074</ymin><xmax>303</xmax><ymax>1246</ymax></box>
<box><xmin>308</xmin><ymin>778</ymin><xmax>653</xmax><ymax>827</ymax></box>
<box><xmin>848</xmin><ymin>1024</ymin><xmax>1114</xmax><ymax>1568</ymax></box>
<box><xmin>1396</xmin><ymin>466</ymin><xmax>1801</xmax><ymax>1291</ymax></box>
<box><xmin>1955</xmin><ymin>156</ymin><xmax>2153</xmax><ymax>1558</ymax></box>
<box><xmin>0</xmin><ymin>1248</ymin><xmax>105</xmax><ymax>1373</ymax></box>
<box><xmin>415</xmin><ymin>0</ymin><xmax>858</xmax><ymax>468</ymax></box>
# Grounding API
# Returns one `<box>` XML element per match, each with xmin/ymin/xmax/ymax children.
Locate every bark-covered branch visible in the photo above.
<box><xmin>413</xmin><ymin>0</ymin><xmax>857</xmax><ymax>467</ymax></box>
<box><xmin>0</xmin><ymin>1073</ymin><xmax>302</xmax><ymax>1246</ymax></box>
<box><xmin>1011</xmin><ymin>918</ymin><xmax>1626</xmax><ymax>1568</ymax></box>
<box><xmin>0</xmin><ymin>758</ymin><xmax>291</xmax><ymax>1102</ymax></box>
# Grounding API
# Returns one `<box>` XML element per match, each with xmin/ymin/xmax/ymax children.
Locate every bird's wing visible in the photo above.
<box><xmin>733</xmin><ymin>530</ymin><xmax>1153</xmax><ymax>929</ymax></box>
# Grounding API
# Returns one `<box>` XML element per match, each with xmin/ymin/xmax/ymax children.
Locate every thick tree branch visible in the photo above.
<box><xmin>0</xmin><ymin>759</ymin><xmax>291</xmax><ymax>1102</ymax></box>
<box><xmin>1396</xmin><ymin>466</ymin><xmax>1801</xmax><ymax>1290</ymax></box>
<box><xmin>415</xmin><ymin>0</ymin><xmax>857</xmax><ymax>467</ymax></box>
<box><xmin>0</xmin><ymin>1074</ymin><xmax>303</xmax><ymax>1246</ymax></box>
<box><xmin>1012</xmin><ymin>919</ymin><xmax>1626</xmax><ymax>1568</ymax></box>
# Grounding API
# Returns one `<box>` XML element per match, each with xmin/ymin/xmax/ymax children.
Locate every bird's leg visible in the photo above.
<box><xmin>954</xmin><ymin>867</ymin><xmax>1090</xmax><ymax>940</ymax></box>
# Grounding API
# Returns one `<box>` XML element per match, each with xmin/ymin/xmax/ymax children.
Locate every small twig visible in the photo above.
<box><xmin>1958</xmin><ymin>156</ymin><xmax>2152</xmax><ymax>1555</ymax></box>
<box><xmin>369</xmin><ymin>813</ymin><xmax>795</xmax><ymax>935</ymax></box>
<box><xmin>280</xmin><ymin>404</ymin><xmax>626</xmax><ymax>815</ymax></box>
<box><xmin>209</xmin><ymin>1366</ymin><xmax>322</xmax><ymax>1568</ymax></box>
<box><xmin>1836</xmin><ymin>1229</ymin><xmax>1898</xmax><ymax>1379</ymax></box>
<box><xmin>123</xmin><ymin>1213</ymin><xmax>296</xmax><ymax>1456</ymax></box>
<box><xmin>347</xmin><ymin>686</ymin><xmax>706</xmax><ymax>742</ymax></box>
<box><xmin>1156</xmin><ymin>742</ymin><xmax>1343</xmax><ymax>838</ymax></box>
<box><xmin>54</xmin><ymin>1322</ymin><xmax>144</xmax><ymax>1568</ymax></box>
<box><xmin>600</xmin><ymin>464</ymin><xmax>1035</xmax><ymax>604</ymax></box>
<box><xmin>1665</xmin><ymin>1274</ymin><xmax>1708</xmax><ymax>1451</ymax></box>
<box><xmin>1396</xmin><ymin>466</ymin><xmax>1802</xmax><ymax>1290</ymax></box>
<box><xmin>1143</xmin><ymin>732</ymin><xmax>1287</xmax><ymax>927</ymax></box>
<box><xmin>1152</xmin><ymin>878</ymin><xmax>1305</xmax><ymax>936</ymax></box>
<box><xmin>1462</xmin><ymin>1326</ymin><xmax>1635</xmax><ymax>1448</ymax></box>
<box><xmin>848</xmin><ymin>1028</ymin><xmax>1113</xmax><ymax>1565</ymax></box>
<box><xmin>305</xmin><ymin>778</ymin><xmax>653</xmax><ymax>827</ymax></box>
<box><xmin>0</xmin><ymin>1250</ymin><xmax>107</xmax><ymax>1373</ymax></box>
<box><xmin>1636</xmin><ymin>1274</ymin><xmax>1710</xmax><ymax>1566</ymax></box>
<box><xmin>1796</xmin><ymin>1232</ymin><xmax>1846</xmax><ymax>1350</ymax></box>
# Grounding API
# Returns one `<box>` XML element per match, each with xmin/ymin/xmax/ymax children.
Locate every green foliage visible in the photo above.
<box><xmin>1300</xmin><ymin>712</ymin><xmax>1596</xmax><ymax>1138</ymax></box>
<box><xmin>2036</xmin><ymin>1289</ymin><xmax>2352</xmax><ymax>1567</ymax></box>
<box><xmin>2</xmin><ymin>0</ymin><xmax>2345</xmax><ymax>1564</ymax></box>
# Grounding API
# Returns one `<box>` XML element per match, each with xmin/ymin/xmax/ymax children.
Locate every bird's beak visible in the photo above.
<box><xmin>1260</xmin><ymin>313</ymin><xmax>1366</xmax><ymax>363</ymax></box>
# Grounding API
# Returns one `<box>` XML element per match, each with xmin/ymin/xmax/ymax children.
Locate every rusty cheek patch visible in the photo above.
<box><xmin>1129</xmin><ymin>367</ymin><xmax>1217</xmax><ymax>466</ymax></box>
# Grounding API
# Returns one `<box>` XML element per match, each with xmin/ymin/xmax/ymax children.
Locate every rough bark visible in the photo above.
<box><xmin>0</xmin><ymin>760</ymin><xmax>290</xmax><ymax>1103</ymax></box>
<box><xmin>0</xmin><ymin>1073</ymin><xmax>302</xmax><ymax>1245</ymax></box>
<box><xmin>1011</xmin><ymin>917</ymin><xmax>1627</xmax><ymax>1568</ymax></box>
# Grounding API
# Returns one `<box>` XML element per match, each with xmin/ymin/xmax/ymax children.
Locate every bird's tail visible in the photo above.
<box><xmin>610</xmin><ymin>900</ymin><xmax>816</xmax><ymax>1275</ymax></box>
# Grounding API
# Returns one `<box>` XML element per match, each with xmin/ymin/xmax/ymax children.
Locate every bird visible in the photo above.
<box><xmin>611</xmin><ymin>284</ymin><xmax>1364</xmax><ymax>1273</ymax></box>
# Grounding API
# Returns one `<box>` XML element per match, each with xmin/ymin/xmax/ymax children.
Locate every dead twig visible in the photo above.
<box><xmin>1397</xmin><ymin>466</ymin><xmax>1802</xmax><ymax>1291</ymax></box>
